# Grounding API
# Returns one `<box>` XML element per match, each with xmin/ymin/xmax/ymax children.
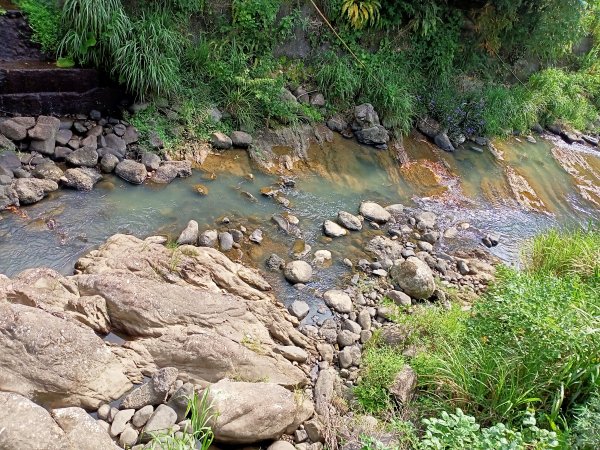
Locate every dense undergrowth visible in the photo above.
<box><xmin>354</xmin><ymin>226</ymin><xmax>600</xmax><ymax>449</ymax></box>
<box><xmin>13</xmin><ymin>0</ymin><xmax>600</xmax><ymax>152</ymax></box>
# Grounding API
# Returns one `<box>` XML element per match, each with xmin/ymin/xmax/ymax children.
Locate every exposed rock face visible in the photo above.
<box><xmin>0</xmin><ymin>393</ymin><xmax>67</xmax><ymax>449</ymax></box>
<box><xmin>390</xmin><ymin>256</ymin><xmax>435</xmax><ymax>299</ymax></box>
<box><xmin>73</xmin><ymin>234</ymin><xmax>310</xmax><ymax>387</ymax></box>
<box><xmin>208</xmin><ymin>380</ymin><xmax>314</xmax><ymax>444</ymax></box>
<box><xmin>0</xmin><ymin>301</ymin><xmax>131</xmax><ymax>409</ymax></box>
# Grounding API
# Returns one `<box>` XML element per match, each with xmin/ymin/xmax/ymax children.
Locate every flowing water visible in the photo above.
<box><xmin>1</xmin><ymin>133</ymin><xmax>599</xmax><ymax>318</ymax></box>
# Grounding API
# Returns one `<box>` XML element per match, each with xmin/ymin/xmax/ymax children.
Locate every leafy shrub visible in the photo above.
<box><xmin>16</xmin><ymin>0</ymin><xmax>62</xmax><ymax>55</ymax></box>
<box><xmin>341</xmin><ymin>0</ymin><xmax>381</xmax><ymax>30</ymax></box>
<box><xmin>420</xmin><ymin>409</ymin><xmax>559</xmax><ymax>449</ymax></box>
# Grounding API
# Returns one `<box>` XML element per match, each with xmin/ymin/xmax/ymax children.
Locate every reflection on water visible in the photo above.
<box><xmin>1</xmin><ymin>133</ymin><xmax>599</xmax><ymax>308</ymax></box>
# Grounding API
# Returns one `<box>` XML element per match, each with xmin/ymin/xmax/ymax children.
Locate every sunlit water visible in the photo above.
<box><xmin>1</xmin><ymin>133</ymin><xmax>598</xmax><ymax>319</ymax></box>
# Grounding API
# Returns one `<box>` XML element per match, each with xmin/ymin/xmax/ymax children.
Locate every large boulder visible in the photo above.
<box><xmin>338</xmin><ymin>210</ymin><xmax>362</xmax><ymax>231</ymax></box>
<box><xmin>12</xmin><ymin>178</ymin><xmax>58</xmax><ymax>204</ymax></box>
<box><xmin>61</xmin><ymin>168</ymin><xmax>102</xmax><ymax>191</ymax></box>
<box><xmin>207</xmin><ymin>380</ymin><xmax>314</xmax><ymax>444</ymax></box>
<box><xmin>323</xmin><ymin>290</ymin><xmax>353</xmax><ymax>314</ymax></box>
<box><xmin>355</xmin><ymin>125</ymin><xmax>389</xmax><ymax>146</ymax></box>
<box><xmin>66</xmin><ymin>147</ymin><xmax>99</xmax><ymax>167</ymax></box>
<box><xmin>0</xmin><ymin>393</ymin><xmax>68</xmax><ymax>449</ymax></box>
<box><xmin>152</xmin><ymin>161</ymin><xmax>192</xmax><ymax>184</ymax></box>
<box><xmin>284</xmin><ymin>260</ymin><xmax>313</xmax><ymax>284</ymax></box>
<box><xmin>434</xmin><ymin>133</ymin><xmax>455</xmax><ymax>152</ymax></box>
<box><xmin>353</xmin><ymin>103</ymin><xmax>380</xmax><ymax>129</ymax></box>
<box><xmin>32</xmin><ymin>162</ymin><xmax>64</xmax><ymax>183</ymax></box>
<box><xmin>0</xmin><ymin>119</ymin><xmax>28</xmax><ymax>141</ymax></box>
<box><xmin>0</xmin><ymin>301</ymin><xmax>131</xmax><ymax>409</ymax></box>
<box><xmin>51</xmin><ymin>407</ymin><xmax>117</xmax><ymax>450</ymax></box>
<box><xmin>360</xmin><ymin>201</ymin><xmax>391</xmax><ymax>223</ymax></box>
<box><xmin>115</xmin><ymin>160</ymin><xmax>147</xmax><ymax>184</ymax></box>
<box><xmin>390</xmin><ymin>256</ymin><xmax>435</xmax><ymax>299</ymax></box>
<box><xmin>323</xmin><ymin>220</ymin><xmax>347</xmax><ymax>238</ymax></box>
<box><xmin>73</xmin><ymin>234</ymin><xmax>311</xmax><ymax>388</ymax></box>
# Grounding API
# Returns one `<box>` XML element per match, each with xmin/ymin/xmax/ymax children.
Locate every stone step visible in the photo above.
<box><xmin>0</xmin><ymin>61</ymin><xmax>104</xmax><ymax>94</ymax></box>
<box><xmin>0</xmin><ymin>88</ymin><xmax>124</xmax><ymax>116</ymax></box>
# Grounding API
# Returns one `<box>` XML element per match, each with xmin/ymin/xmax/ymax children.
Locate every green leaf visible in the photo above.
<box><xmin>56</xmin><ymin>57</ymin><xmax>75</xmax><ymax>68</ymax></box>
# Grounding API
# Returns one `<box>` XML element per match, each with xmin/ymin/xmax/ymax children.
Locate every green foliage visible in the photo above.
<box><xmin>571</xmin><ymin>390</ymin><xmax>600</xmax><ymax>450</ymax></box>
<box><xmin>354</xmin><ymin>339</ymin><xmax>405</xmax><ymax>414</ymax></box>
<box><xmin>527</xmin><ymin>226</ymin><xmax>600</xmax><ymax>279</ymax></box>
<box><xmin>147</xmin><ymin>389</ymin><xmax>214</xmax><ymax>450</ymax></box>
<box><xmin>112</xmin><ymin>11</ymin><xmax>183</xmax><ymax>97</ymax></box>
<box><xmin>420</xmin><ymin>409</ymin><xmax>559</xmax><ymax>449</ymax></box>
<box><xmin>16</xmin><ymin>0</ymin><xmax>62</xmax><ymax>55</ymax></box>
<box><xmin>341</xmin><ymin>0</ymin><xmax>381</xmax><ymax>30</ymax></box>
<box><xmin>415</xmin><ymin>263</ymin><xmax>600</xmax><ymax>428</ymax></box>
<box><xmin>231</xmin><ymin>0</ymin><xmax>281</xmax><ymax>52</ymax></box>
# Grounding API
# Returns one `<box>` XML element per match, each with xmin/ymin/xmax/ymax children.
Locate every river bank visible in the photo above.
<box><xmin>1</xmin><ymin>100</ymin><xmax>600</xmax><ymax>449</ymax></box>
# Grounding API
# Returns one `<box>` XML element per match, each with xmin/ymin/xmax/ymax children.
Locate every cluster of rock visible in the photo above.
<box><xmin>326</xmin><ymin>104</ymin><xmax>390</xmax><ymax>149</ymax></box>
<box><xmin>274</xmin><ymin>202</ymin><xmax>496</xmax><ymax>385</ymax></box>
<box><xmin>0</xmin><ymin>111</ymin><xmax>192</xmax><ymax>210</ymax></box>
<box><xmin>545</xmin><ymin>122</ymin><xmax>599</xmax><ymax>148</ymax></box>
<box><xmin>0</xmin><ymin>233</ymin><xmax>321</xmax><ymax>449</ymax></box>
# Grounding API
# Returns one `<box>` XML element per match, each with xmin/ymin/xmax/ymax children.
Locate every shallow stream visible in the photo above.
<box><xmin>1</xmin><ymin>133</ymin><xmax>599</xmax><ymax>317</ymax></box>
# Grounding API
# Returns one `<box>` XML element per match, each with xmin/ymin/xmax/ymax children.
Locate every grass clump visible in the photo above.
<box><xmin>570</xmin><ymin>389</ymin><xmax>600</xmax><ymax>449</ymax></box>
<box><xmin>147</xmin><ymin>389</ymin><xmax>214</xmax><ymax>450</ymax></box>
<box><xmin>354</xmin><ymin>336</ymin><xmax>406</xmax><ymax>415</ymax></box>
<box><xmin>526</xmin><ymin>226</ymin><xmax>600</xmax><ymax>278</ymax></box>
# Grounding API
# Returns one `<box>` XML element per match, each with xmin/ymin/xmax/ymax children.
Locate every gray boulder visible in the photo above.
<box><xmin>355</xmin><ymin>125</ymin><xmax>389</xmax><ymax>146</ymax></box>
<box><xmin>284</xmin><ymin>261</ymin><xmax>313</xmax><ymax>284</ymax></box>
<box><xmin>434</xmin><ymin>133</ymin><xmax>455</xmax><ymax>152</ymax></box>
<box><xmin>210</xmin><ymin>132</ymin><xmax>232</xmax><ymax>150</ymax></box>
<box><xmin>323</xmin><ymin>220</ymin><xmax>347</xmax><ymax>238</ymax></box>
<box><xmin>121</xmin><ymin>367</ymin><xmax>179</xmax><ymax>410</ymax></box>
<box><xmin>143</xmin><ymin>404</ymin><xmax>178</xmax><ymax>434</ymax></box>
<box><xmin>0</xmin><ymin>119</ymin><xmax>28</xmax><ymax>141</ymax></box>
<box><xmin>115</xmin><ymin>160</ymin><xmax>147</xmax><ymax>184</ymax></box>
<box><xmin>177</xmin><ymin>220</ymin><xmax>199</xmax><ymax>245</ymax></box>
<box><xmin>105</xmin><ymin>134</ymin><xmax>127</xmax><ymax>154</ymax></box>
<box><xmin>389</xmin><ymin>366</ymin><xmax>417</xmax><ymax>404</ymax></box>
<box><xmin>33</xmin><ymin>162</ymin><xmax>64</xmax><ymax>183</ymax></box>
<box><xmin>198</xmin><ymin>229</ymin><xmax>218</xmax><ymax>247</ymax></box>
<box><xmin>61</xmin><ymin>168</ymin><xmax>102</xmax><ymax>191</ymax></box>
<box><xmin>207</xmin><ymin>380</ymin><xmax>313</xmax><ymax>444</ymax></box>
<box><xmin>166</xmin><ymin>382</ymin><xmax>194</xmax><ymax>422</ymax></box>
<box><xmin>152</xmin><ymin>161</ymin><xmax>192</xmax><ymax>184</ymax></box>
<box><xmin>323</xmin><ymin>290</ymin><xmax>352</xmax><ymax>314</ymax></box>
<box><xmin>100</xmin><ymin>154</ymin><xmax>119</xmax><ymax>173</ymax></box>
<box><xmin>0</xmin><ymin>133</ymin><xmax>16</xmax><ymax>152</ymax></box>
<box><xmin>289</xmin><ymin>300</ymin><xmax>310</xmax><ymax>320</ymax></box>
<box><xmin>219</xmin><ymin>232</ymin><xmax>234</xmax><ymax>251</ymax></box>
<box><xmin>338</xmin><ymin>210</ymin><xmax>362</xmax><ymax>231</ymax></box>
<box><xmin>353</xmin><ymin>103</ymin><xmax>380</xmax><ymax>128</ymax></box>
<box><xmin>52</xmin><ymin>406</ymin><xmax>116</xmax><ymax>450</ymax></box>
<box><xmin>360</xmin><ymin>201</ymin><xmax>391</xmax><ymax>223</ymax></box>
<box><xmin>66</xmin><ymin>147</ymin><xmax>99</xmax><ymax>167</ymax></box>
<box><xmin>13</xmin><ymin>178</ymin><xmax>58</xmax><ymax>204</ymax></box>
<box><xmin>230</xmin><ymin>131</ymin><xmax>253</xmax><ymax>148</ymax></box>
<box><xmin>141</xmin><ymin>152</ymin><xmax>161</xmax><ymax>171</ymax></box>
<box><xmin>390</xmin><ymin>256</ymin><xmax>435</xmax><ymax>299</ymax></box>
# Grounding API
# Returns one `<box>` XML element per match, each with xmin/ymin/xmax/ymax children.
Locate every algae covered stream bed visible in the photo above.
<box><xmin>1</xmin><ymin>133</ymin><xmax>599</xmax><ymax>315</ymax></box>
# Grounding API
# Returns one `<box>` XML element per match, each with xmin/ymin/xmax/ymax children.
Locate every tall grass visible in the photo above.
<box><xmin>526</xmin><ymin>226</ymin><xmax>600</xmax><ymax>278</ymax></box>
<box><xmin>415</xmin><ymin>242</ymin><xmax>600</xmax><ymax>429</ymax></box>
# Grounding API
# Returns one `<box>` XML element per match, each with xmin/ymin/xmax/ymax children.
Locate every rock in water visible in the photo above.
<box><xmin>337</xmin><ymin>210</ymin><xmax>362</xmax><ymax>231</ymax></box>
<box><xmin>390</xmin><ymin>256</ymin><xmax>435</xmax><ymax>299</ymax></box>
<box><xmin>141</xmin><ymin>152</ymin><xmax>161</xmax><ymax>171</ymax></box>
<box><xmin>66</xmin><ymin>147</ymin><xmax>99</xmax><ymax>167</ymax></box>
<box><xmin>359</xmin><ymin>201</ymin><xmax>391</xmax><ymax>223</ymax></box>
<box><xmin>284</xmin><ymin>261</ymin><xmax>313</xmax><ymax>284</ymax></box>
<box><xmin>115</xmin><ymin>160</ymin><xmax>147</xmax><ymax>184</ymax></box>
<box><xmin>289</xmin><ymin>300</ymin><xmax>310</xmax><ymax>320</ymax></box>
<box><xmin>434</xmin><ymin>133</ymin><xmax>455</xmax><ymax>152</ymax></box>
<box><xmin>61</xmin><ymin>168</ymin><xmax>102</xmax><ymax>191</ymax></box>
<box><xmin>12</xmin><ymin>178</ymin><xmax>58</xmax><ymax>204</ymax></box>
<box><xmin>177</xmin><ymin>220</ymin><xmax>199</xmax><ymax>245</ymax></box>
<box><xmin>323</xmin><ymin>220</ymin><xmax>347</xmax><ymax>238</ymax></box>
